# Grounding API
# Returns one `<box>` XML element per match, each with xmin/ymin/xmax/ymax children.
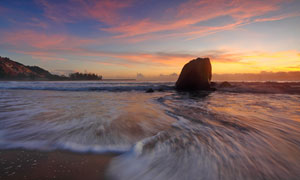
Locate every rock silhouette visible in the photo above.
<box><xmin>176</xmin><ymin>57</ymin><xmax>212</xmax><ymax>91</ymax></box>
<box><xmin>0</xmin><ymin>56</ymin><xmax>102</xmax><ymax>81</ymax></box>
<box><xmin>145</xmin><ymin>88</ymin><xmax>154</xmax><ymax>93</ymax></box>
<box><xmin>0</xmin><ymin>56</ymin><xmax>51</xmax><ymax>80</ymax></box>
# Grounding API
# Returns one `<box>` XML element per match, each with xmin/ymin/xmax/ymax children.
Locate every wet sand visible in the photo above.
<box><xmin>0</xmin><ymin>149</ymin><xmax>118</xmax><ymax>180</ymax></box>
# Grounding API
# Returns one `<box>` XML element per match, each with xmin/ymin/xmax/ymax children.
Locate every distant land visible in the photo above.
<box><xmin>1</xmin><ymin>56</ymin><xmax>299</xmax><ymax>81</ymax></box>
<box><xmin>0</xmin><ymin>56</ymin><xmax>102</xmax><ymax>81</ymax></box>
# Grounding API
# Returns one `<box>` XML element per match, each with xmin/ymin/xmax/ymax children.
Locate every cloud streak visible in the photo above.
<box><xmin>32</xmin><ymin>0</ymin><xmax>300</xmax><ymax>42</ymax></box>
<box><xmin>100</xmin><ymin>0</ymin><xmax>299</xmax><ymax>41</ymax></box>
<box><xmin>36</xmin><ymin>0</ymin><xmax>133</xmax><ymax>24</ymax></box>
<box><xmin>2</xmin><ymin>28</ymin><xmax>298</xmax><ymax>73</ymax></box>
<box><xmin>1</xmin><ymin>30</ymin><xmax>96</xmax><ymax>50</ymax></box>
<box><xmin>1</xmin><ymin>27</ymin><xmax>298</xmax><ymax>71</ymax></box>
<box><xmin>0</xmin><ymin>0</ymin><xmax>299</xmax><ymax>77</ymax></box>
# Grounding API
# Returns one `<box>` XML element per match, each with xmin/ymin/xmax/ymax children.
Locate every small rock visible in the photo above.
<box><xmin>145</xmin><ymin>88</ymin><xmax>154</xmax><ymax>93</ymax></box>
<box><xmin>157</xmin><ymin>87</ymin><xmax>164</xmax><ymax>92</ymax></box>
<box><xmin>219</xmin><ymin>81</ymin><xmax>232</xmax><ymax>88</ymax></box>
<box><xmin>210</xmin><ymin>82</ymin><xmax>217</xmax><ymax>88</ymax></box>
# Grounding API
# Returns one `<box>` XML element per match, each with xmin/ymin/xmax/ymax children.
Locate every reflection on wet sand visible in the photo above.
<box><xmin>0</xmin><ymin>150</ymin><xmax>117</xmax><ymax>180</ymax></box>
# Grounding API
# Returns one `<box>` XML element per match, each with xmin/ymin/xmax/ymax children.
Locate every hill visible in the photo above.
<box><xmin>0</xmin><ymin>56</ymin><xmax>102</xmax><ymax>81</ymax></box>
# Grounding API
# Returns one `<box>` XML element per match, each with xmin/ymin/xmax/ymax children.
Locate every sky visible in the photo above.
<box><xmin>0</xmin><ymin>0</ymin><xmax>299</xmax><ymax>79</ymax></box>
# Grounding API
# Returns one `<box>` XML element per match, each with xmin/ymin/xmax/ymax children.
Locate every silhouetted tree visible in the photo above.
<box><xmin>69</xmin><ymin>72</ymin><xmax>102</xmax><ymax>80</ymax></box>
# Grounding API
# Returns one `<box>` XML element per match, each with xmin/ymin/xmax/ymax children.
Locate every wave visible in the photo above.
<box><xmin>0</xmin><ymin>81</ymin><xmax>299</xmax><ymax>94</ymax></box>
<box><xmin>106</xmin><ymin>91</ymin><xmax>300</xmax><ymax>180</ymax></box>
<box><xmin>215</xmin><ymin>81</ymin><xmax>300</xmax><ymax>94</ymax></box>
<box><xmin>0</xmin><ymin>86</ymin><xmax>174</xmax><ymax>92</ymax></box>
<box><xmin>1</xmin><ymin>80</ymin><xmax>300</xmax><ymax>179</ymax></box>
<box><xmin>0</xmin><ymin>138</ymin><xmax>130</xmax><ymax>154</ymax></box>
<box><xmin>0</xmin><ymin>84</ymin><xmax>175</xmax><ymax>92</ymax></box>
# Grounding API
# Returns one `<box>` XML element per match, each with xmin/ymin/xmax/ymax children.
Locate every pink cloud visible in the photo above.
<box><xmin>101</xmin><ymin>0</ymin><xmax>297</xmax><ymax>40</ymax></box>
<box><xmin>37</xmin><ymin>0</ymin><xmax>83</xmax><ymax>23</ymax></box>
<box><xmin>10</xmin><ymin>48</ymin><xmax>245</xmax><ymax>67</ymax></box>
<box><xmin>31</xmin><ymin>0</ymin><xmax>299</xmax><ymax>42</ymax></box>
<box><xmin>253</xmin><ymin>11</ymin><xmax>300</xmax><ymax>23</ymax></box>
<box><xmin>32</xmin><ymin>56</ymin><xmax>68</xmax><ymax>62</ymax></box>
<box><xmin>0</xmin><ymin>7</ymin><xmax>4</xmax><ymax>14</ymax></box>
<box><xmin>1</xmin><ymin>29</ymin><xmax>193</xmax><ymax>66</ymax></box>
<box><xmin>1</xmin><ymin>30</ymin><xmax>96</xmax><ymax>49</ymax></box>
<box><xmin>1</xmin><ymin>27</ymin><xmax>298</xmax><ymax>69</ymax></box>
<box><xmin>14</xmin><ymin>50</ymin><xmax>68</xmax><ymax>62</ymax></box>
<box><xmin>3</xmin><ymin>28</ymin><xmax>299</xmax><ymax>72</ymax></box>
<box><xmin>86</xmin><ymin>0</ymin><xmax>133</xmax><ymax>24</ymax></box>
<box><xmin>36</xmin><ymin>0</ymin><xmax>133</xmax><ymax>24</ymax></box>
<box><xmin>24</xmin><ymin>18</ymin><xmax>49</xmax><ymax>29</ymax></box>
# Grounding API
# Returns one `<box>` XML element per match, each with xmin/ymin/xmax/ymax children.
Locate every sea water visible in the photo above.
<box><xmin>0</xmin><ymin>81</ymin><xmax>300</xmax><ymax>180</ymax></box>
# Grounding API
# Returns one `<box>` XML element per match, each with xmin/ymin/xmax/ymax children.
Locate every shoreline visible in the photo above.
<box><xmin>0</xmin><ymin>149</ymin><xmax>119</xmax><ymax>180</ymax></box>
<box><xmin>0</xmin><ymin>79</ymin><xmax>136</xmax><ymax>82</ymax></box>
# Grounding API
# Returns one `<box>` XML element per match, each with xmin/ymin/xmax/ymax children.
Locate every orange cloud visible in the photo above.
<box><xmin>212</xmin><ymin>50</ymin><xmax>300</xmax><ymax>73</ymax></box>
<box><xmin>1</xmin><ymin>29</ymin><xmax>299</xmax><ymax>75</ymax></box>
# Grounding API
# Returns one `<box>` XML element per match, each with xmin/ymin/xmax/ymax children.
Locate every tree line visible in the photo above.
<box><xmin>68</xmin><ymin>72</ymin><xmax>102</xmax><ymax>80</ymax></box>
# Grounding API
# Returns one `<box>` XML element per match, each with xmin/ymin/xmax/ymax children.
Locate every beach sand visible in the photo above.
<box><xmin>0</xmin><ymin>149</ymin><xmax>118</xmax><ymax>180</ymax></box>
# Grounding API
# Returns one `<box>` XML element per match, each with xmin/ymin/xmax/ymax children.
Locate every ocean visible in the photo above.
<box><xmin>0</xmin><ymin>81</ymin><xmax>300</xmax><ymax>180</ymax></box>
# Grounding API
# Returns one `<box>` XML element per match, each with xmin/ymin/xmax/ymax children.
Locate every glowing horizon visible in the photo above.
<box><xmin>0</xmin><ymin>0</ymin><xmax>299</xmax><ymax>78</ymax></box>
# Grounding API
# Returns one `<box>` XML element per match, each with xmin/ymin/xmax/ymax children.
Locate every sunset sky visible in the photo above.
<box><xmin>0</xmin><ymin>0</ymin><xmax>299</xmax><ymax>78</ymax></box>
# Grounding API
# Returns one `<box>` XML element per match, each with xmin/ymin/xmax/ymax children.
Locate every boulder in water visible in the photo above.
<box><xmin>175</xmin><ymin>57</ymin><xmax>212</xmax><ymax>91</ymax></box>
<box><xmin>145</xmin><ymin>88</ymin><xmax>154</xmax><ymax>93</ymax></box>
<box><xmin>219</xmin><ymin>81</ymin><xmax>232</xmax><ymax>88</ymax></box>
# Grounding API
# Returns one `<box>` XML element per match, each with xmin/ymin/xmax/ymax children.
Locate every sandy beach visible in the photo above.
<box><xmin>0</xmin><ymin>149</ymin><xmax>118</xmax><ymax>180</ymax></box>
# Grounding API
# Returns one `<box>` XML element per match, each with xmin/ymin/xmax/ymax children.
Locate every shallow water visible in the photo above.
<box><xmin>0</xmin><ymin>81</ymin><xmax>300</xmax><ymax>180</ymax></box>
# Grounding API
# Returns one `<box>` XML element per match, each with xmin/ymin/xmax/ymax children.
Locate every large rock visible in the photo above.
<box><xmin>175</xmin><ymin>57</ymin><xmax>212</xmax><ymax>90</ymax></box>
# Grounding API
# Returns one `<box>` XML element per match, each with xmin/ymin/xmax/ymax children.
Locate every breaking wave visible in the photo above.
<box><xmin>0</xmin><ymin>81</ymin><xmax>299</xmax><ymax>94</ymax></box>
